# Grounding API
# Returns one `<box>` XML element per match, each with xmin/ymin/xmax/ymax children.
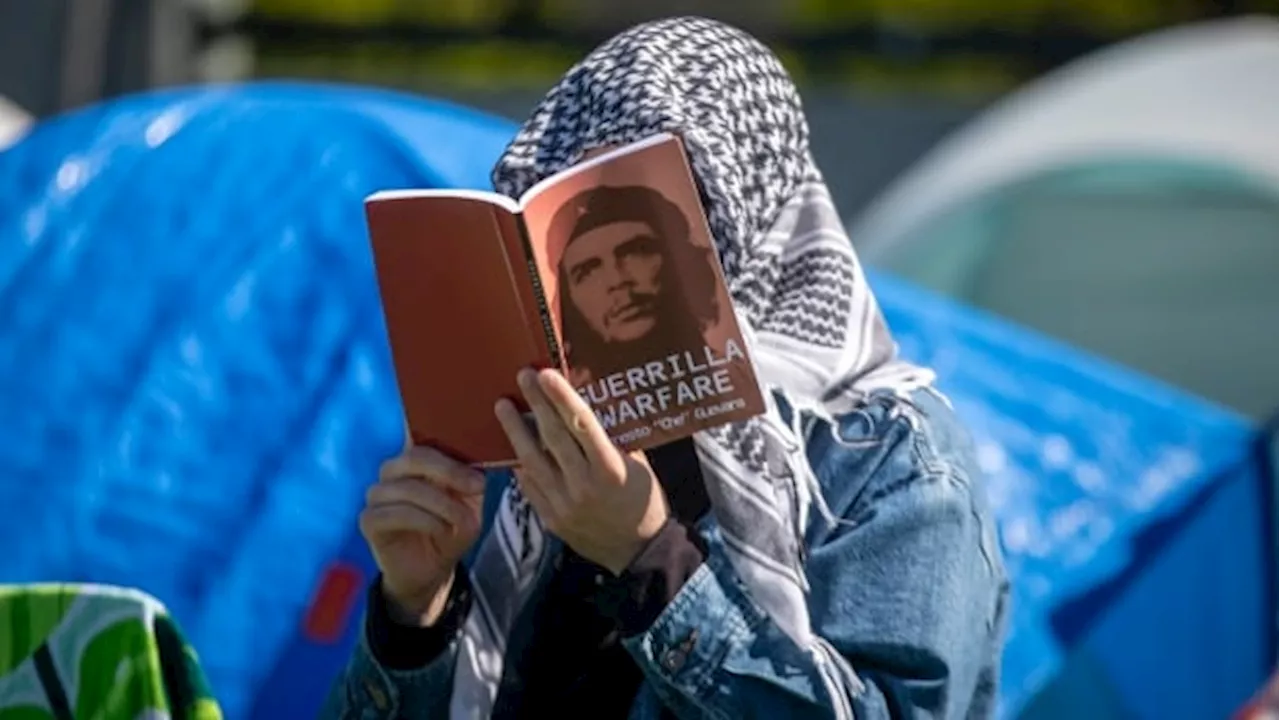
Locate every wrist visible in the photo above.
<box><xmin>382</xmin><ymin>571</ymin><xmax>454</xmax><ymax>628</ymax></box>
<box><xmin>601</xmin><ymin>540</ymin><xmax>647</xmax><ymax>576</ymax></box>
<box><xmin>603</xmin><ymin>514</ymin><xmax>673</xmax><ymax>576</ymax></box>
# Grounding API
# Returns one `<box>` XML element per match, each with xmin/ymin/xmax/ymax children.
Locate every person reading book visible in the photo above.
<box><xmin>549</xmin><ymin>184</ymin><xmax>721</xmax><ymax>388</ymax></box>
<box><xmin>324</xmin><ymin>16</ymin><xmax>1008</xmax><ymax>720</ymax></box>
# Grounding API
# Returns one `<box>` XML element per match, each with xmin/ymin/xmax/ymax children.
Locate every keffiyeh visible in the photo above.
<box><xmin>452</xmin><ymin>16</ymin><xmax>933</xmax><ymax>718</ymax></box>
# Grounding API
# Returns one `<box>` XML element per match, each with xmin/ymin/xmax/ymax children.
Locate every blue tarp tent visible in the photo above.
<box><xmin>0</xmin><ymin>82</ymin><xmax>512</xmax><ymax>718</ymax></box>
<box><xmin>0</xmin><ymin>83</ymin><xmax>1271</xmax><ymax>719</ymax></box>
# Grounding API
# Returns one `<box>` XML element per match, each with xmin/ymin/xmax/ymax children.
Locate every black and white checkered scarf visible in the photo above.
<box><xmin>450</xmin><ymin>17</ymin><xmax>932</xmax><ymax>717</ymax></box>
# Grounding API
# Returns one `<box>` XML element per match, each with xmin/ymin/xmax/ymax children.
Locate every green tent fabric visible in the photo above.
<box><xmin>864</xmin><ymin>160</ymin><xmax>1278</xmax><ymax>418</ymax></box>
<box><xmin>848</xmin><ymin>18</ymin><xmax>1278</xmax><ymax>419</ymax></box>
<box><xmin>0</xmin><ymin>584</ymin><xmax>222</xmax><ymax>720</ymax></box>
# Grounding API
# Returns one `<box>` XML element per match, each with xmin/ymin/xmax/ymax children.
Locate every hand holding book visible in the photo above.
<box><xmin>494</xmin><ymin>367</ymin><xmax>670</xmax><ymax>575</ymax></box>
<box><xmin>359</xmin><ymin>447</ymin><xmax>486</xmax><ymax>627</ymax></box>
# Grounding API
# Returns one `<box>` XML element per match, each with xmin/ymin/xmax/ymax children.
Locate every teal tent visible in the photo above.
<box><xmin>849</xmin><ymin>17</ymin><xmax>1279</xmax><ymax>419</ymax></box>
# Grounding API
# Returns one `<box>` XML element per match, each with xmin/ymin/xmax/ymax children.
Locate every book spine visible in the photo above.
<box><xmin>514</xmin><ymin>213</ymin><xmax>563</xmax><ymax>368</ymax></box>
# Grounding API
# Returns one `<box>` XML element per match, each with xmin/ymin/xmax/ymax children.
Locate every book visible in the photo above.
<box><xmin>364</xmin><ymin>133</ymin><xmax>766</xmax><ymax>467</ymax></box>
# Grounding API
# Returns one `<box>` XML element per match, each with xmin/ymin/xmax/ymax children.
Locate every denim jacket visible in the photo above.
<box><xmin>322</xmin><ymin>388</ymin><xmax>1009</xmax><ymax>719</ymax></box>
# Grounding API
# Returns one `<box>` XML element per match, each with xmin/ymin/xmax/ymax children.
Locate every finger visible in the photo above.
<box><xmin>536</xmin><ymin>368</ymin><xmax>624</xmax><ymax>476</ymax></box>
<box><xmin>517</xmin><ymin>368</ymin><xmax>588</xmax><ymax>479</ymax></box>
<box><xmin>366</xmin><ymin>477</ymin><xmax>477</xmax><ymax>531</ymax></box>
<box><xmin>379</xmin><ymin>445</ymin><xmax>486</xmax><ymax>495</ymax></box>
<box><xmin>494</xmin><ymin>397</ymin><xmax>562</xmax><ymax>497</ymax></box>
<box><xmin>358</xmin><ymin>502</ymin><xmax>450</xmax><ymax>539</ymax></box>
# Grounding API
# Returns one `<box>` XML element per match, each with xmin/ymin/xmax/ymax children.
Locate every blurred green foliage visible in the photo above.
<box><xmin>240</xmin><ymin>0</ymin><xmax>1275</xmax><ymax>97</ymax></box>
<box><xmin>249</xmin><ymin>0</ymin><xmax>1269</xmax><ymax>33</ymax></box>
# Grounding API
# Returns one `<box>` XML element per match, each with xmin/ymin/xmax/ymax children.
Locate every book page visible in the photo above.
<box><xmin>367</xmin><ymin>188</ymin><xmax>519</xmax><ymax>213</ymax></box>
<box><xmin>521</xmin><ymin>134</ymin><xmax>766</xmax><ymax>451</ymax></box>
